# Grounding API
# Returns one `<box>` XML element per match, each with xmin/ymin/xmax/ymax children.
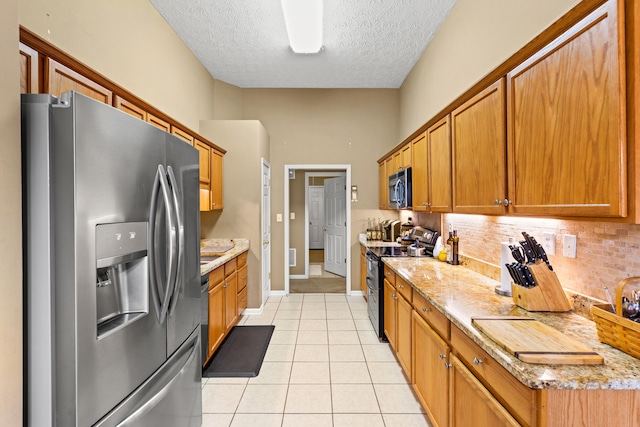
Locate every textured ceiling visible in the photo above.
<box><xmin>149</xmin><ymin>0</ymin><xmax>457</xmax><ymax>89</ymax></box>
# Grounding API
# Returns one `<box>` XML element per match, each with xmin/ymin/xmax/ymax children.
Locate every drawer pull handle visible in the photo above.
<box><xmin>422</xmin><ymin>307</ymin><xmax>429</xmax><ymax>313</ymax></box>
<box><xmin>473</xmin><ymin>357</ymin><xmax>483</xmax><ymax>365</ymax></box>
<box><xmin>444</xmin><ymin>362</ymin><xmax>452</xmax><ymax>369</ymax></box>
<box><xmin>438</xmin><ymin>354</ymin><xmax>446</xmax><ymax>360</ymax></box>
<box><xmin>398</xmin><ymin>284</ymin><xmax>404</xmax><ymax>289</ymax></box>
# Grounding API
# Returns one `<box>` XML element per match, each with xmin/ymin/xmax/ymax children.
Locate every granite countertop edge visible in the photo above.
<box><xmin>381</xmin><ymin>256</ymin><xmax>640</xmax><ymax>391</ymax></box>
<box><xmin>199</xmin><ymin>238</ymin><xmax>249</xmax><ymax>276</ymax></box>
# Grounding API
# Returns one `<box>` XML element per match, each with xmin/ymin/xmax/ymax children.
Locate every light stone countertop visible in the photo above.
<box><xmin>382</xmin><ymin>256</ymin><xmax>640</xmax><ymax>390</ymax></box>
<box><xmin>200</xmin><ymin>238</ymin><xmax>249</xmax><ymax>276</ymax></box>
<box><xmin>359</xmin><ymin>239</ymin><xmax>402</xmax><ymax>248</ymax></box>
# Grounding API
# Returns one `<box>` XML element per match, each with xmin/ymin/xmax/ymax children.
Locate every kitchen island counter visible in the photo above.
<box><xmin>382</xmin><ymin>256</ymin><xmax>640</xmax><ymax>390</ymax></box>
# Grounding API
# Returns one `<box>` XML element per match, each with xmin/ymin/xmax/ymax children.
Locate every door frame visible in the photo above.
<box><xmin>303</xmin><ymin>171</ymin><xmax>346</xmax><ymax>278</ymax></box>
<box><xmin>284</xmin><ymin>165</ymin><xmax>352</xmax><ymax>295</ymax></box>
<box><xmin>261</xmin><ymin>158</ymin><xmax>271</xmax><ymax>306</ymax></box>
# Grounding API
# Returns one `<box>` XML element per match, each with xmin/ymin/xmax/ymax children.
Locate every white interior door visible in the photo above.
<box><xmin>308</xmin><ymin>186</ymin><xmax>324</xmax><ymax>250</ymax></box>
<box><xmin>261</xmin><ymin>159</ymin><xmax>271</xmax><ymax>305</ymax></box>
<box><xmin>324</xmin><ymin>176</ymin><xmax>346</xmax><ymax>277</ymax></box>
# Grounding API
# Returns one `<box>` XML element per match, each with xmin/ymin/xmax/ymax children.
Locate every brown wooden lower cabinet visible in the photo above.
<box><xmin>205</xmin><ymin>253</ymin><xmax>247</xmax><ymax>365</ymax></box>
<box><xmin>396</xmin><ymin>293</ymin><xmax>412</xmax><ymax>378</ymax></box>
<box><xmin>412</xmin><ymin>310</ymin><xmax>450</xmax><ymax>427</ymax></box>
<box><xmin>224</xmin><ymin>271</ymin><xmax>238</xmax><ymax>333</ymax></box>
<box><xmin>383</xmin><ymin>279</ymin><xmax>397</xmax><ymax>351</ymax></box>
<box><xmin>450</xmin><ymin>355</ymin><xmax>519</xmax><ymax>427</ymax></box>
<box><xmin>207</xmin><ymin>279</ymin><xmax>225</xmax><ymax>364</ymax></box>
<box><xmin>360</xmin><ymin>250</ymin><xmax>367</xmax><ymax>300</ymax></box>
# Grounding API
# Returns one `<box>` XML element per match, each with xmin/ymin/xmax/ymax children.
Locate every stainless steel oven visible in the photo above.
<box><xmin>365</xmin><ymin>251</ymin><xmax>384</xmax><ymax>339</ymax></box>
<box><xmin>365</xmin><ymin>229</ymin><xmax>439</xmax><ymax>341</ymax></box>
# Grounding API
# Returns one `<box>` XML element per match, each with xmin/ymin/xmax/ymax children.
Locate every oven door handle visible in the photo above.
<box><xmin>366</xmin><ymin>276</ymin><xmax>378</xmax><ymax>291</ymax></box>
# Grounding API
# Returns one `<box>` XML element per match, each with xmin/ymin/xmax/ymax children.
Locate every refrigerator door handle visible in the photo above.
<box><xmin>149</xmin><ymin>164</ymin><xmax>178</xmax><ymax>324</ymax></box>
<box><xmin>166</xmin><ymin>166</ymin><xmax>184</xmax><ymax>317</ymax></box>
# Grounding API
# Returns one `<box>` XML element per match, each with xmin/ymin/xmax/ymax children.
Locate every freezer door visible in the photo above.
<box><xmin>94</xmin><ymin>328</ymin><xmax>202</xmax><ymax>427</ymax></box>
<box><xmin>53</xmin><ymin>92</ymin><xmax>169</xmax><ymax>426</ymax></box>
<box><xmin>165</xmin><ymin>133</ymin><xmax>200</xmax><ymax>356</ymax></box>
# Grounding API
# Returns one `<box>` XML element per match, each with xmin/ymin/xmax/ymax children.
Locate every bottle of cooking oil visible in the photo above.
<box><xmin>366</xmin><ymin>218</ymin><xmax>372</xmax><ymax>240</ymax></box>
<box><xmin>451</xmin><ymin>230</ymin><xmax>460</xmax><ymax>265</ymax></box>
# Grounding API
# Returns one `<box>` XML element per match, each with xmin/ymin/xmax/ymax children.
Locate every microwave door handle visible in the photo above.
<box><xmin>166</xmin><ymin>166</ymin><xmax>184</xmax><ymax>317</ymax></box>
<box><xmin>394</xmin><ymin>180</ymin><xmax>402</xmax><ymax>208</ymax></box>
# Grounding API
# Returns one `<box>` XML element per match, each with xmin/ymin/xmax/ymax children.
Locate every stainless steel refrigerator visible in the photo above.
<box><xmin>22</xmin><ymin>92</ymin><xmax>202</xmax><ymax>426</ymax></box>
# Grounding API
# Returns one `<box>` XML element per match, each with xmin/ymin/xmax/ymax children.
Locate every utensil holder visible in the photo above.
<box><xmin>591</xmin><ymin>277</ymin><xmax>640</xmax><ymax>359</ymax></box>
<box><xmin>511</xmin><ymin>261</ymin><xmax>571</xmax><ymax>312</ymax></box>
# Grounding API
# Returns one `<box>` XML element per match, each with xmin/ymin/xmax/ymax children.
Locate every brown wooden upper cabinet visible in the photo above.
<box><xmin>195</xmin><ymin>139</ymin><xmax>212</xmax><ymax>212</ymax></box>
<box><xmin>210</xmin><ymin>149</ymin><xmax>224</xmax><ymax>210</ymax></box>
<box><xmin>20</xmin><ymin>42</ymin><xmax>39</xmax><ymax>94</ymax></box>
<box><xmin>452</xmin><ymin>79</ymin><xmax>507</xmax><ymax>215</ymax></box>
<box><xmin>44</xmin><ymin>58</ymin><xmax>112</xmax><ymax>104</ymax></box>
<box><xmin>412</xmin><ymin>116</ymin><xmax>453</xmax><ymax>213</ymax></box>
<box><xmin>170</xmin><ymin>125</ymin><xmax>195</xmax><ymax>146</ymax></box>
<box><xmin>393</xmin><ymin>143</ymin><xmax>412</xmax><ymax>171</ymax></box>
<box><xmin>378</xmin><ymin>162</ymin><xmax>388</xmax><ymax>210</ymax></box>
<box><xmin>147</xmin><ymin>113</ymin><xmax>171</xmax><ymax>132</ymax></box>
<box><xmin>114</xmin><ymin>96</ymin><xmax>147</xmax><ymax>121</ymax></box>
<box><xmin>411</xmin><ymin>132</ymin><xmax>429</xmax><ymax>211</ymax></box>
<box><xmin>506</xmin><ymin>0</ymin><xmax>626</xmax><ymax>218</ymax></box>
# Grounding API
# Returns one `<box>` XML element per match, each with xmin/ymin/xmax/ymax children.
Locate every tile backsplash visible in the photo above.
<box><xmin>441</xmin><ymin>214</ymin><xmax>640</xmax><ymax>303</ymax></box>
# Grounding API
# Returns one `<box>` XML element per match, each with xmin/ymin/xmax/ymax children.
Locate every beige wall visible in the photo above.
<box><xmin>20</xmin><ymin>0</ymin><xmax>217</xmax><ymax>129</ymax></box>
<box><xmin>199</xmin><ymin>120</ymin><xmax>270</xmax><ymax>307</ymax></box>
<box><xmin>243</xmin><ymin>89</ymin><xmax>400</xmax><ymax>291</ymax></box>
<box><xmin>399</xmin><ymin>0</ymin><xmax>580</xmax><ymax>141</ymax></box>
<box><xmin>1</xmin><ymin>0</ymin><xmax>22</xmax><ymax>424</ymax></box>
<box><xmin>213</xmin><ymin>80</ymin><xmax>244</xmax><ymax>120</ymax></box>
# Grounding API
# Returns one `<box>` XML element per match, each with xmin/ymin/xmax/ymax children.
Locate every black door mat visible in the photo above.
<box><xmin>203</xmin><ymin>325</ymin><xmax>275</xmax><ymax>378</ymax></box>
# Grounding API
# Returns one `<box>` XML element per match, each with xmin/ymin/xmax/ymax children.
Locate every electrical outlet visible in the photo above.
<box><xmin>542</xmin><ymin>232</ymin><xmax>555</xmax><ymax>256</ymax></box>
<box><xmin>563</xmin><ymin>234</ymin><xmax>577</xmax><ymax>258</ymax></box>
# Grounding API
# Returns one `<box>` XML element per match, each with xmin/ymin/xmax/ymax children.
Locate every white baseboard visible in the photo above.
<box><xmin>348</xmin><ymin>290</ymin><xmax>364</xmax><ymax>297</ymax></box>
<box><xmin>242</xmin><ymin>307</ymin><xmax>264</xmax><ymax>316</ymax></box>
<box><xmin>269</xmin><ymin>290</ymin><xmax>287</xmax><ymax>297</ymax></box>
<box><xmin>290</xmin><ymin>274</ymin><xmax>307</xmax><ymax>279</ymax></box>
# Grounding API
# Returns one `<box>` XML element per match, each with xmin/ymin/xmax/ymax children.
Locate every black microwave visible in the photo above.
<box><xmin>388</xmin><ymin>168</ymin><xmax>412</xmax><ymax>209</ymax></box>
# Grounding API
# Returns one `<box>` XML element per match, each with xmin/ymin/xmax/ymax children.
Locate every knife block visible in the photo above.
<box><xmin>511</xmin><ymin>261</ymin><xmax>571</xmax><ymax>312</ymax></box>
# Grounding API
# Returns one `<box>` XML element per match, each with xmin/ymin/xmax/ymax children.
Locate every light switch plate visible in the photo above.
<box><xmin>563</xmin><ymin>234</ymin><xmax>577</xmax><ymax>258</ymax></box>
<box><xmin>290</xmin><ymin>212</ymin><xmax>295</xmax><ymax>220</ymax></box>
<box><xmin>542</xmin><ymin>232</ymin><xmax>555</xmax><ymax>256</ymax></box>
<box><xmin>276</xmin><ymin>213</ymin><xmax>283</xmax><ymax>222</ymax></box>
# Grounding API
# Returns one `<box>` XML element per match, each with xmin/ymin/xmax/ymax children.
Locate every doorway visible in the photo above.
<box><xmin>284</xmin><ymin>165</ymin><xmax>351</xmax><ymax>295</ymax></box>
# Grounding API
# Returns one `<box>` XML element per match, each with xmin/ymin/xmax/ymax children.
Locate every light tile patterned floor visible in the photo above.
<box><xmin>202</xmin><ymin>293</ymin><xmax>431</xmax><ymax>427</ymax></box>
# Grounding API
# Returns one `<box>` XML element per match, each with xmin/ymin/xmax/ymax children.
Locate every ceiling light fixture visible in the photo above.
<box><xmin>280</xmin><ymin>0</ymin><xmax>323</xmax><ymax>54</ymax></box>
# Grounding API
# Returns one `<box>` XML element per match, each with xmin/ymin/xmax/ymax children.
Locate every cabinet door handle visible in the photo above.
<box><xmin>398</xmin><ymin>284</ymin><xmax>404</xmax><ymax>289</ymax></box>
<box><xmin>502</xmin><ymin>198</ymin><xmax>512</xmax><ymax>207</ymax></box>
<box><xmin>444</xmin><ymin>362</ymin><xmax>452</xmax><ymax>369</ymax></box>
<box><xmin>473</xmin><ymin>357</ymin><xmax>483</xmax><ymax>365</ymax></box>
<box><xmin>438</xmin><ymin>354</ymin><xmax>446</xmax><ymax>360</ymax></box>
<box><xmin>422</xmin><ymin>307</ymin><xmax>429</xmax><ymax>313</ymax></box>
<box><xmin>494</xmin><ymin>199</ymin><xmax>501</xmax><ymax>205</ymax></box>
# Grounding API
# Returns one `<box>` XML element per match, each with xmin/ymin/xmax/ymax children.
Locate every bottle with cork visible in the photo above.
<box><xmin>451</xmin><ymin>230</ymin><xmax>460</xmax><ymax>265</ymax></box>
<box><xmin>445</xmin><ymin>224</ymin><xmax>453</xmax><ymax>263</ymax></box>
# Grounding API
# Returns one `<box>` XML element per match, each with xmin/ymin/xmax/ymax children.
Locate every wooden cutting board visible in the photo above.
<box><xmin>471</xmin><ymin>316</ymin><xmax>604</xmax><ymax>365</ymax></box>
